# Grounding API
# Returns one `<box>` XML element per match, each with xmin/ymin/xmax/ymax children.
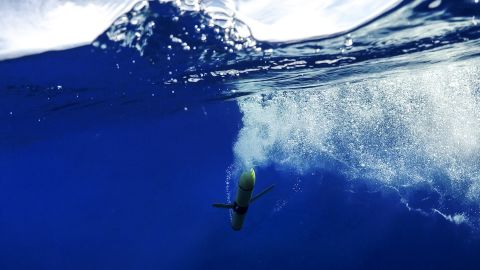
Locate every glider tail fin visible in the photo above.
<box><xmin>212</xmin><ymin>203</ymin><xmax>234</xmax><ymax>209</ymax></box>
<box><xmin>250</xmin><ymin>184</ymin><xmax>275</xmax><ymax>203</ymax></box>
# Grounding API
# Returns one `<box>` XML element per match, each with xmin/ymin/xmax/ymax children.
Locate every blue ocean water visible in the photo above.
<box><xmin>1</xmin><ymin>0</ymin><xmax>480</xmax><ymax>269</ymax></box>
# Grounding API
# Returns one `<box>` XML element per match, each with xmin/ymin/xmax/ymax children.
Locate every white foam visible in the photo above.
<box><xmin>433</xmin><ymin>209</ymin><xmax>468</xmax><ymax>225</ymax></box>
<box><xmin>0</xmin><ymin>0</ymin><xmax>138</xmax><ymax>60</ymax></box>
<box><xmin>234</xmin><ymin>59</ymin><xmax>480</xmax><ymax>201</ymax></box>
<box><xmin>235</xmin><ymin>0</ymin><xmax>401</xmax><ymax>42</ymax></box>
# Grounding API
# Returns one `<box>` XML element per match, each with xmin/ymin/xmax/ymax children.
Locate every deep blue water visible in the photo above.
<box><xmin>1</xmin><ymin>0</ymin><xmax>480</xmax><ymax>269</ymax></box>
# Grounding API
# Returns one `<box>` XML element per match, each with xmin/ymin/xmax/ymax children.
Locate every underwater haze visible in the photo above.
<box><xmin>1</xmin><ymin>0</ymin><xmax>480</xmax><ymax>269</ymax></box>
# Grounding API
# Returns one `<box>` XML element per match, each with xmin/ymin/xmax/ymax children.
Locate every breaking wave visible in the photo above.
<box><xmin>0</xmin><ymin>0</ymin><xmax>400</xmax><ymax>60</ymax></box>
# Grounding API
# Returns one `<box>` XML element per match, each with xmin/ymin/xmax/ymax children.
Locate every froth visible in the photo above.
<box><xmin>234</xmin><ymin>60</ymin><xmax>480</xmax><ymax>200</ymax></box>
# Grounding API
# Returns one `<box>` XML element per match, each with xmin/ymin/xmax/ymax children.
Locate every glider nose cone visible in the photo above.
<box><xmin>239</xmin><ymin>168</ymin><xmax>256</xmax><ymax>190</ymax></box>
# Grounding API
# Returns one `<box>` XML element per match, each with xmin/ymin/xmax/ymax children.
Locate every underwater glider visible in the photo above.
<box><xmin>213</xmin><ymin>168</ymin><xmax>275</xmax><ymax>231</ymax></box>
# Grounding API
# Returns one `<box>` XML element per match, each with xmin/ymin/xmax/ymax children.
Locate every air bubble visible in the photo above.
<box><xmin>428</xmin><ymin>0</ymin><xmax>442</xmax><ymax>9</ymax></box>
<box><xmin>133</xmin><ymin>0</ymin><xmax>149</xmax><ymax>12</ymax></box>
<box><xmin>344</xmin><ymin>35</ymin><xmax>353</xmax><ymax>48</ymax></box>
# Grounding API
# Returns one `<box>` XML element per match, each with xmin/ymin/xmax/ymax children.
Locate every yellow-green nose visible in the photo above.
<box><xmin>239</xmin><ymin>168</ymin><xmax>256</xmax><ymax>191</ymax></box>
